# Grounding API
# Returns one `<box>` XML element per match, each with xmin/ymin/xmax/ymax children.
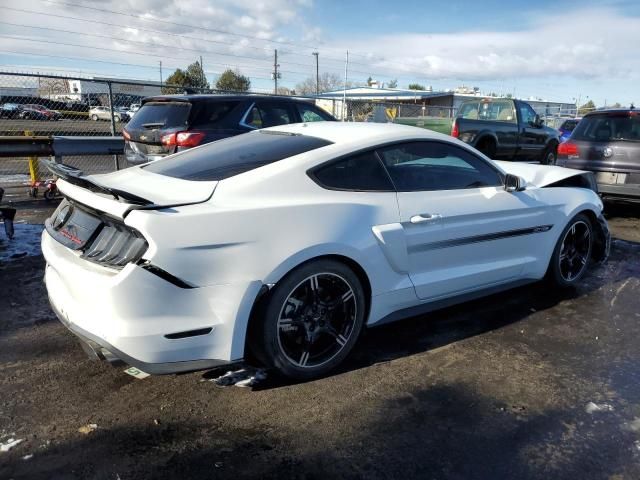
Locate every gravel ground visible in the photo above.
<box><xmin>1</xmin><ymin>200</ymin><xmax>639</xmax><ymax>480</ymax></box>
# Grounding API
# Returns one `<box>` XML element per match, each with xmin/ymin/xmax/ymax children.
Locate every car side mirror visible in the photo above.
<box><xmin>532</xmin><ymin>114</ymin><xmax>544</xmax><ymax>128</ymax></box>
<box><xmin>504</xmin><ymin>173</ymin><xmax>527</xmax><ymax>192</ymax></box>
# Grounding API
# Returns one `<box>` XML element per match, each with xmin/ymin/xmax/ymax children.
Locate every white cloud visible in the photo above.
<box><xmin>333</xmin><ymin>8</ymin><xmax>640</xmax><ymax>81</ymax></box>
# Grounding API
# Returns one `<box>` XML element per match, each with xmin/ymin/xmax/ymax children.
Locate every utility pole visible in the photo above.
<box><xmin>272</xmin><ymin>49</ymin><xmax>280</xmax><ymax>94</ymax></box>
<box><xmin>312</xmin><ymin>52</ymin><xmax>319</xmax><ymax>95</ymax></box>
<box><xmin>159</xmin><ymin>61</ymin><xmax>163</xmax><ymax>86</ymax></box>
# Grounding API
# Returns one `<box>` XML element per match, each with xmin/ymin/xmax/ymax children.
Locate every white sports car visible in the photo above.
<box><xmin>43</xmin><ymin>123</ymin><xmax>610</xmax><ymax>380</ymax></box>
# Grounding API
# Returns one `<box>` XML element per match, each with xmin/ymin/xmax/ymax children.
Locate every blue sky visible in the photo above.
<box><xmin>1</xmin><ymin>0</ymin><xmax>639</xmax><ymax>106</ymax></box>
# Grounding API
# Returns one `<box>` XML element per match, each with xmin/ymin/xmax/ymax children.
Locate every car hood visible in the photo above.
<box><xmin>492</xmin><ymin>160</ymin><xmax>589</xmax><ymax>188</ymax></box>
<box><xmin>53</xmin><ymin>163</ymin><xmax>217</xmax><ymax>219</ymax></box>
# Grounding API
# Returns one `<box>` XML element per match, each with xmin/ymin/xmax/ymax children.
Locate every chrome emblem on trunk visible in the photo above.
<box><xmin>603</xmin><ymin>147</ymin><xmax>613</xmax><ymax>158</ymax></box>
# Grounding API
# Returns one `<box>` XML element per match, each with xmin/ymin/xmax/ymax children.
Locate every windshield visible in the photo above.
<box><xmin>143</xmin><ymin>131</ymin><xmax>333</xmax><ymax>181</ymax></box>
<box><xmin>127</xmin><ymin>101</ymin><xmax>191</xmax><ymax>129</ymax></box>
<box><xmin>571</xmin><ymin>113</ymin><xmax>640</xmax><ymax>142</ymax></box>
<box><xmin>560</xmin><ymin>119</ymin><xmax>579</xmax><ymax>131</ymax></box>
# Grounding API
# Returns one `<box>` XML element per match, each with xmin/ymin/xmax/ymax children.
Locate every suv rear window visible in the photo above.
<box><xmin>127</xmin><ymin>102</ymin><xmax>191</xmax><ymax>129</ymax></box>
<box><xmin>571</xmin><ymin>113</ymin><xmax>640</xmax><ymax>142</ymax></box>
<box><xmin>143</xmin><ymin>131</ymin><xmax>333</xmax><ymax>181</ymax></box>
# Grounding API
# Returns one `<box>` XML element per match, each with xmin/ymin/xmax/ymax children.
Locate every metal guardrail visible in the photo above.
<box><xmin>0</xmin><ymin>135</ymin><xmax>124</xmax><ymax>158</ymax></box>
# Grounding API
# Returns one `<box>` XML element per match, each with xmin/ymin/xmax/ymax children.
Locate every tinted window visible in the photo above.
<box><xmin>190</xmin><ymin>101</ymin><xmax>240</xmax><ymax>128</ymax></box>
<box><xmin>297</xmin><ymin>104</ymin><xmax>331</xmax><ymax>122</ymax></box>
<box><xmin>518</xmin><ymin>103</ymin><xmax>537</xmax><ymax>125</ymax></box>
<box><xmin>143</xmin><ymin>131</ymin><xmax>332</xmax><ymax>181</ymax></box>
<box><xmin>560</xmin><ymin>119</ymin><xmax>579</xmax><ymax>131</ymax></box>
<box><xmin>127</xmin><ymin>102</ymin><xmax>191</xmax><ymax>129</ymax></box>
<box><xmin>457</xmin><ymin>100</ymin><xmax>515</xmax><ymax>122</ymax></box>
<box><xmin>313</xmin><ymin>151</ymin><xmax>394</xmax><ymax>191</ymax></box>
<box><xmin>377</xmin><ymin>141</ymin><xmax>502</xmax><ymax>191</ymax></box>
<box><xmin>571</xmin><ymin>114</ymin><xmax>640</xmax><ymax>142</ymax></box>
<box><xmin>245</xmin><ymin>103</ymin><xmax>293</xmax><ymax>128</ymax></box>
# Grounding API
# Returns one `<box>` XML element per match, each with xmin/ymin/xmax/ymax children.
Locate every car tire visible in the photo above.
<box><xmin>476</xmin><ymin>137</ymin><xmax>496</xmax><ymax>159</ymax></box>
<box><xmin>251</xmin><ymin>259</ymin><xmax>366</xmax><ymax>380</ymax></box>
<box><xmin>541</xmin><ymin>144</ymin><xmax>557</xmax><ymax>165</ymax></box>
<box><xmin>546</xmin><ymin>213</ymin><xmax>593</xmax><ymax>287</ymax></box>
<box><xmin>91</xmin><ymin>114</ymin><xmax>99</xmax><ymax>121</ymax></box>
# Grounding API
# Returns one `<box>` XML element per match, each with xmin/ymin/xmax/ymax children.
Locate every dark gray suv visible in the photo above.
<box><xmin>123</xmin><ymin>95</ymin><xmax>336</xmax><ymax>165</ymax></box>
<box><xmin>557</xmin><ymin>108</ymin><xmax>640</xmax><ymax>201</ymax></box>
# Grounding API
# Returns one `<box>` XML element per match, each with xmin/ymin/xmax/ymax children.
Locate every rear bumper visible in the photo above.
<box><xmin>42</xmin><ymin>229</ymin><xmax>262</xmax><ymax>374</ymax></box>
<box><xmin>597</xmin><ymin>182</ymin><xmax>640</xmax><ymax>200</ymax></box>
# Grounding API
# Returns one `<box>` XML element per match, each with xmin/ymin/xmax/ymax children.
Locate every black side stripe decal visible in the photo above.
<box><xmin>408</xmin><ymin>225</ymin><xmax>553</xmax><ymax>253</ymax></box>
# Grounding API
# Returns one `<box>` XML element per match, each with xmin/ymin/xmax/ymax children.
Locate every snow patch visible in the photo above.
<box><xmin>0</xmin><ymin>223</ymin><xmax>44</xmax><ymax>261</ymax></box>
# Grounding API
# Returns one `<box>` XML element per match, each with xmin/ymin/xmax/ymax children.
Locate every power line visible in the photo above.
<box><xmin>0</xmin><ymin>35</ymin><xmax>316</xmax><ymax>79</ymax></box>
<box><xmin>5</xmin><ymin>5</ymin><xmax>421</xmax><ymax>78</ymax></box>
<box><xmin>32</xmin><ymin>1</ymin><xmax>411</xmax><ymax>68</ymax></box>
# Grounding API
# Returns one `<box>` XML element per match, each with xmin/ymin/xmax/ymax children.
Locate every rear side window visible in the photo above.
<box><xmin>127</xmin><ymin>102</ymin><xmax>191</xmax><ymax>129</ymax></box>
<box><xmin>189</xmin><ymin>101</ymin><xmax>240</xmax><ymax>128</ymax></box>
<box><xmin>313</xmin><ymin>151</ymin><xmax>394</xmax><ymax>191</ymax></box>
<box><xmin>244</xmin><ymin>103</ymin><xmax>294</xmax><ymax>128</ymax></box>
<box><xmin>572</xmin><ymin>114</ymin><xmax>640</xmax><ymax>142</ymax></box>
<box><xmin>457</xmin><ymin>101</ymin><xmax>515</xmax><ymax>122</ymax></box>
<box><xmin>143</xmin><ymin>131</ymin><xmax>332</xmax><ymax>181</ymax></box>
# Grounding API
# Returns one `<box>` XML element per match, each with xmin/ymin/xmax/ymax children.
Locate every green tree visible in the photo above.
<box><xmin>387</xmin><ymin>78</ymin><xmax>398</xmax><ymax>88</ymax></box>
<box><xmin>408</xmin><ymin>83</ymin><xmax>425</xmax><ymax>90</ymax></box>
<box><xmin>162</xmin><ymin>61</ymin><xmax>209</xmax><ymax>93</ymax></box>
<box><xmin>215</xmin><ymin>69</ymin><xmax>251</xmax><ymax>92</ymax></box>
<box><xmin>366</xmin><ymin>76</ymin><xmax>373</xmax><ymax>86</ymax></box>
<box><xmin>578</xmin><ymin>100</ymin><xmax>596</xmax><ymax>116</ymax></box>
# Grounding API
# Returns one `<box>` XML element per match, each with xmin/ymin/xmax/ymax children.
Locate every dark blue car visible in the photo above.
<box><xmin>558</xmin><ymin>118</ymin><xmax>581</xmax><ymax>142</ymax></box>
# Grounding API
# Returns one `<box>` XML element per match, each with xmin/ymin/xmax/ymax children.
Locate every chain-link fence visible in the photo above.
<box><xmin>0</xmin><ymin>71</ymin><xmax>585</xmax><ymax>196</ymax></box>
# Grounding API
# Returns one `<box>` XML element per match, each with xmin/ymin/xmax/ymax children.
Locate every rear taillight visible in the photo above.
<box><xmin>176</xmin><ymin>131</ymin><xmax>206</xmax><ymax>148</ymax></box>
<box><xmin>161</xmin><ymin>133</ymin><xmax>177</xmax><ymax>146</ymax></box>
<box><xmin>161</xmin><ymin>131</ymin><xmax>205</xmax><ymax>148</ymax></box>
<box><xmin>558</xmin><ymin>141</ymin><xmax>579</xmax><ymax>157</ymax></box>
<box><xmin>451</xmin><ymin>120</ymin><xmax>459</xmax><ymax>138</ymax></box>
<box><xmin>82</xmin><ymin>222</ymin><xmax>148</xmax><ymax>268</ymax></box>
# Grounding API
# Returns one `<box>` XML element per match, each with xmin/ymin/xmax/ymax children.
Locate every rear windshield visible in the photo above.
<box><xmin>127</xmin><ymin>102</ymin><xmax>191</xmax><ymax>129</ymax></box>
<box><xmin>571</xmin><ymin>113</ymin><xmax>640</xmax><ymax>142</ymax></box>
<box><xmin>456</xmin><ymin>100</ymin><xmax>515</xmax><ymax>122</ymax></box>
<box><xmin>143</xmin><ymin>131</ymin><xmax>333</xmax><ymax>181</ymax></box>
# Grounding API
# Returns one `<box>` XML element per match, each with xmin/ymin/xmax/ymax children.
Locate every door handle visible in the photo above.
<box><xmin>410</xmin><ymin>213</ymin><xmax>442</xmax><ymax>224</ymax></box>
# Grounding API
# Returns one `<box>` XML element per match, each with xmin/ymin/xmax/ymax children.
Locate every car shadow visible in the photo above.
<box><xmin>251</xmin><ymin>236</ymin><xmax>640</xmax><ymax>390</ymax></box>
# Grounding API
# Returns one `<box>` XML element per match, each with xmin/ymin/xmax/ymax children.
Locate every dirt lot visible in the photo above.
<box><xmin>1</xmin><ymin>201</ymin><xmax>639</xmax><ymax>480</ymax></box>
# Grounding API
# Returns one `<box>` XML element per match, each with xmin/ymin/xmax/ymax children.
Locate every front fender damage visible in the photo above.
<box><xmin>592</xmin><ymin>213</ymin><xmax>611</xmax><ymax>264</ymax></box>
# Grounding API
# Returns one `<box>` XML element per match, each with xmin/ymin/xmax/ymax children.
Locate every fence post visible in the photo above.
<box><xmin>24</xmin><ymin>130</ymin><xmax>41</xmax><ymax>185</ymax></box>
<box><xmin>106</xmin><ymin>81</ymin><xmax>120</xmax><ymax>171</ymax></box>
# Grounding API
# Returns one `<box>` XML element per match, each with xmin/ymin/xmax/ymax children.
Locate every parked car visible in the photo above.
<box><xmin>452</xmin><ymin>98</ymin><xmax>560</xmax><ymax>164</ymax></box>
<box><xmin>89</xmin><ymin>106</ymin><xmax>130</xmax><ymax>123</ymax></box>
<box><xmin>558</xmin><ymin>118</ymin><xmax>582</xmax><ymax>142</ymax></box>
<box><xmin>19</xmin><ymin>104</ymin><xmax>61</xmax><ymax>121</ymax></box>
<box><xmin>43</xmin><ymin>123</ymin><xmax>609</xmax><ymax>380</ymax></box>
<box><xmin>557</xmin><ymin>108</ymin><xmax>640</xmax><ymax>201</ymax></box>
<box><xmin>0</xmin><ymin>103</ymin><xmax>22</xmax><ymax>119</ymax></box>
<box><xmin>122</xmin><ymin>94</ymin><xmax>336</xmax><ymax>164</ymax></box>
